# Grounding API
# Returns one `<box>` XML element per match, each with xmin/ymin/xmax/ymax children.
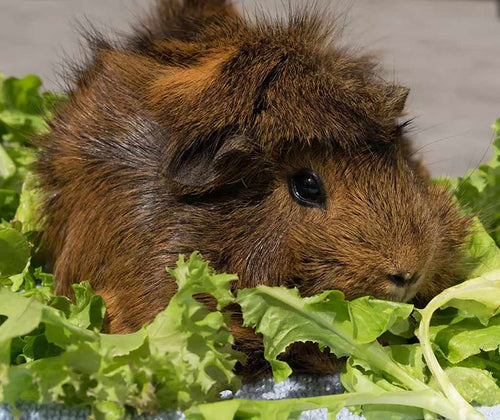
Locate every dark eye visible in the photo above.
<box><xmin>287</xmin><ymin>169</ymin><xmax>326</xmax><ymax>209</ymax></box>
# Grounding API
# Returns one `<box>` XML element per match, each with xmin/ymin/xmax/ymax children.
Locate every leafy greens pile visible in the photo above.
<box><xmin>0</xmin><ymin>74</ymin><xmax>499</xmax><ymax>420</ymax></box>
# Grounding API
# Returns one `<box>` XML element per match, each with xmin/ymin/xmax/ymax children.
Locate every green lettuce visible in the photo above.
<box><xmin>448</xmin><ymin>119</ymin><xmax>500</xmax><ymax>246</ymax></box>
<box><xmin>466</xmin><ymin>218</ymin><xmax>500</xmax><ymax>278</ymax></box>
<box><xmin>0</xmin><ymin>253</ymin><xmax>241</xmax><ymax>418</ymax></box>
<box><xmin>0</xmin><ymin>73</ymin><xmax>64</xmax><ymax>222</ymax></box>
<box><xmin>230</xmin><ymin>271</ymin><xmax>500</xmax><ymax>420</ymax></box>
<box><xmin>186</xmin><ymin>389</ymin><xmax>447</xmax><ymax>420</ymax></box>
<box><xmin>0</xmin><ymin>224</ymin><xmax>30</xmax><ymax>279</ymax></box>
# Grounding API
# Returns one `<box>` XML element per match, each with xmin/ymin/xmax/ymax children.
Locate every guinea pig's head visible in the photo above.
<box><xmin>279</xmin><ymin>145</ymin><xmax>469</xmax><ymax>304</ymax></box>
<box><xmin>126</xmin><ymin>0</ymin><xmax>470</xmax><ymax>304</ymax></box>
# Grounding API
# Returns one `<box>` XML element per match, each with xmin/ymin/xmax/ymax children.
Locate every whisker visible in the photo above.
<box><xmin>446</xmin><ymin>133</ymin><xmax>496</xmax><ymax>195</ymax></box>
<box><xmin>409</xmin><ymin>135</ymin><xmax>464</xmax><ymax>160</ymax></box>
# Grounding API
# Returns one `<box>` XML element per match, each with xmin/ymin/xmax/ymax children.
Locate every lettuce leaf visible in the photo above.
<box><xmin>416</xmin><ymin>271</ymin><xmax>500</xmax><ymax>414</ymax></box>
<box><xmin>0</xmin><ymin>225</ymin><xmax>30</xmax><ymax>278</ymax></box>
<box><xmin>237</xmin><ymin>287</ymin><xmax>463</xmax><ymax>419</ymax></box>
<box><xmin>450</xmin><ymin>119</ymin><xmax>500</xmax><ymax>246</ymax></box>
<box><xmin>466</xmin><ymin>218</ymin><xmax>500</xmax><ymax>277</ymax></box>
<box><xmin>436</xmin><ymin>367</ymin><xmax>500</xmax><ymax>407</ymax></box>
<box><xmin>186</xmin><ymin>389</ymin><xmax>448</xmax><ymax>420</ymax></box>
<box><xmin>0</xmin><ymin>73</ymin><xmax>63</xmax><ymax>222</ymax></box>
<box><xmin>0</xmin><ymin>253</ymin><xmax>241</xmax><ymax>418</ymax></box>
<box><xmin>238</xmin><ymin>287</ymin><xmax>415</xmax><ymax>383</ymax></box>
<box><xmin>429</xmin><ymin>312</ymin><xmax>500</xmax><ymax>364</ymax></box>
<box><xmin>235</xmin><ymin>272</ymin><xmax>500</xmax><ymax>420</ymax></box>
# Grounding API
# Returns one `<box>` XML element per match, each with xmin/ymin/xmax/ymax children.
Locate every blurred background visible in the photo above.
<box><xmin>0</xmin><ymin>0</ymin><xmax>499</xmax><ymax>176</ymax></box>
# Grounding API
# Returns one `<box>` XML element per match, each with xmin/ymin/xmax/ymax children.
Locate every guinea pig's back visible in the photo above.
<box><xmin>36</xmin><ymin>52</ymin><xmax>181</xmax><ymax>332</ymax></box>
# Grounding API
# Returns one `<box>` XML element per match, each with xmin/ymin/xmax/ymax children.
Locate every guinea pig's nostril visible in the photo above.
<box><xmin>387</xmin><ymin>271</ymin><xmax>420</xmax><ymax>287</ymax></box>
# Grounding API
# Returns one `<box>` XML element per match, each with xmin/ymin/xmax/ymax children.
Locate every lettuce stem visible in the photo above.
<box><xmin>418</xmin><ymin>287</ymin><xmax>485</xmax><ymax>420</ymax></box>
<box><xmin>342</xmin><ymin>390</ymin><xmax>457</xmax><ymax>419</ymax></box>
<box><xmin>191</xmin><ymin>390</ymin><xmax>458</xmax><ymax>419</ymax></box>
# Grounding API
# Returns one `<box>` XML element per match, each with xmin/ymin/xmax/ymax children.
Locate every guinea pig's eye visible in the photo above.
<box><xmin>287</xmin><ymin>169</ymin><xmax>326</xmax><ymax>209</ymax></box>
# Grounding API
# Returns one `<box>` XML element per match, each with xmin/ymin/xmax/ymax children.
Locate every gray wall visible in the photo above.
<box><xmin>1</xmin><ymin>0</ymin><xmax>499</xmax><ymax>176</ymax></box>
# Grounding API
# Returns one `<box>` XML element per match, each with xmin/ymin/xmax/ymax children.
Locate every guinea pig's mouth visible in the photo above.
<box><xmin>386</xmin><ymin>278</ymin><xmax>424</xmax><ymax>303</ymax></box>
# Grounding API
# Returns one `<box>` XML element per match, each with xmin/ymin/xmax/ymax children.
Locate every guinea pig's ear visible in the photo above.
<box><xmin>165</xmin><ymin>134</ymin><xmax>261</xmax><ymax>194</ymax></box>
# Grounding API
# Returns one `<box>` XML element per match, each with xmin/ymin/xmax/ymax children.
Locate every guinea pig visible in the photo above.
<box><xmin>36</xmin><ymin>0</ymin><xmax>470</xmax><ymax>376</ymax></box>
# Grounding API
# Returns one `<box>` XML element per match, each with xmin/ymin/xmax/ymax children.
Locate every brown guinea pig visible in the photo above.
<box><xmin>36</xmin><ymin>0</ymin><xmax>470</xmax><ymax>377</ymax></box>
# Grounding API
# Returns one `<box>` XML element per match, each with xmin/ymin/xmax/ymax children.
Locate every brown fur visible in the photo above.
<box><xmin>36</xmin><ymin>0</ymin><xmax>470</xmax><ymax>379</ymax></box>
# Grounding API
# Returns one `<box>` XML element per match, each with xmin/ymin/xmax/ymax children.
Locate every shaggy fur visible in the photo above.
<box><xmin>36</xmin><ymin>0</ymin><xmax>470</xmax><ymax>378</ymax></box>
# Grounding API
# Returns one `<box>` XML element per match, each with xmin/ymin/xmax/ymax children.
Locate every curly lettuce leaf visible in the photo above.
<box><xmin>146</xmin><ymin>253</ymin><xmax>241</xmax><ymax>409</ymax></box>
<box><xmin>451</xmin><ymin>120</ymin><xmax>500</xmax><ymax>246</ymax></box>
<box><xmin>0</xmin><ymin>73</ymin><xmax>64</xmax><ymax>222</ymax></box>
<box><xmin>434</xmin><ymin>119</ymin><xmax>500</xmax><ymax>279</ymax></box>
<box><xmin>0</xmin><ymin>145</ymin><xmax>15</xmax><ymax>180</ymax></box>
<box><xmin>0</xmin><ymin>74</ymin><xmax>52</xmax><ymax>143</ymax></box>
<box><xmin>1</xmin><ymin>252</ymin><xmax>241</xmax><ymax>418</ymax></box>
<box><xmin>466</xmin><ymin>218</ymin><xmax>500</xmax><ymax>277</ymax></box>
<box><xmin>14</xmin><ymin>172</ymin><xmax>44</xmax><ymax>234</ymax></box>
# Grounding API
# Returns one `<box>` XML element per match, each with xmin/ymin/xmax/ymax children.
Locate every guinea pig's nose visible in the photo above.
<box><xmin>387</xmin><ymin>271</ymin><xmax>420</xmax><ymax>287</ymax></box>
